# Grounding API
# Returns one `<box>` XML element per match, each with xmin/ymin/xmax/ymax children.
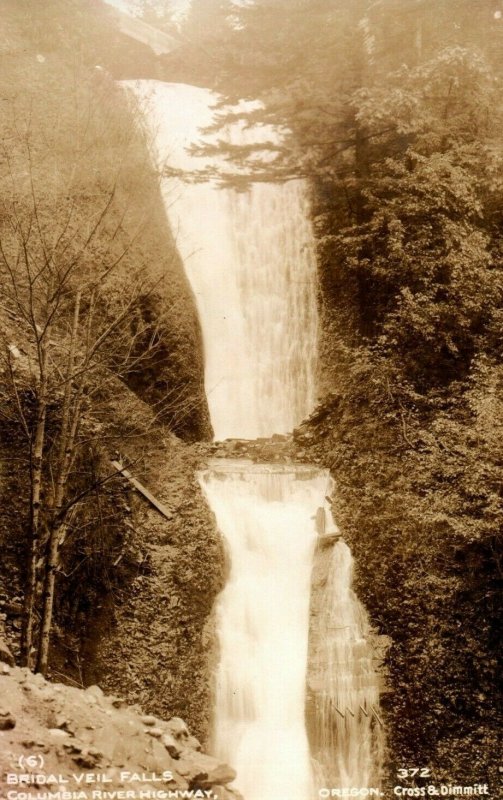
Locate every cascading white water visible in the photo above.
<box><xmin>310</xmin><ymin>541</ymin><xmax>384</xmax><ymax>792</ymax></box>
<box><xmin>127</xmin><ymin>81</ymin><xmax>318</xmax><ymax>440</ymax></box>
<box><xmin>126</xmin><ymin>77</ymin><xmax>383</xmax><ymax>799</ymax></box>
<box><xmin>199</xmin><ymin>461</ymin><xmax>330</xmax><ymax>800</ymax></box>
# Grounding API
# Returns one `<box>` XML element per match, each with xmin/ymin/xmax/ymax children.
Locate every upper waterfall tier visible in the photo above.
<box><xmin>126</xmin><ymin>81</ymin><xmax>319</xmax><ymax>440</ymax></box>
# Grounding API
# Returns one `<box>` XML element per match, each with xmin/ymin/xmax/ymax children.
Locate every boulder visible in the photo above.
<box><xmin>85</xmin><ymin>685</ymin><xmax>105</xmax><ymax>705</ymax></box>
<box><xmin>161</xmin><ymin>731</ymin><xmax>182</xmax><ymax>758</ymax></box>
<box><xmin>0</xmin><ymin>709</ymin><xmax>16</xmax><ymax>730</ymax></box>
<box><xmin>141</xmin><ymin>737</ymin><xmax>176</xmax><ymax>774</ymax></box>
<box><xmin>166</xmin><ymin>716</ymin><xmax>189</xmax><ymax>740</ymax></box>
<box><xmin>202</xmin><ymin>763</ymin><xmax>237</xmax><ymax>787</ymax></box>
<box><xmin>186</xmin><ymin>734</ymin><xmax>202</xmax><ymax>751</ymax></box>
<box><xmin>140</xmin><ymin>714</ymin><xmax>158</xmax><ymax>726</ymax></box>
<box><xmin>47</xmin><ymin>728</ymin><xmax>69</xmax><ymax>738</ymax></box>
<box><xmin>92</xmin><ymin>727</ymin><xmax>120</xmax><ymax>762</ymax></box>
<box><xmin>146</xmin><ymin>727</ymin><xmax>163</xmax><ymax>738</ymax></box>
<box><xmin>110</xmin><ymin>696</ymin><xmax>127</xmax><ymax>709</ymax></box>
<box><xmin>177</xmin><ymin>749</ymin><xmax>236</xmax><ymax>788</ymax></box>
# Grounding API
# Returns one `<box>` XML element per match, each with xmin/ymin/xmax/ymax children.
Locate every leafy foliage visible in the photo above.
<box><xmin>305</xmin><ymin>41</ymin><xmax>502</xmax><ymax>796</ymax></box>
<box><xmin>177</xmin><ymin>0</ymin><xmax>503</xmax><ymax>785</ymax></box>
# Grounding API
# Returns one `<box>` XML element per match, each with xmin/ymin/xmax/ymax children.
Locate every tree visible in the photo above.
<box><xmin>327</xmin><ymin>45</ymin><xmax>502</xmax><ymax>358</ymax></box>
<box><xmin>174</xmin><ymin>0</ymin><xmax>502</xmax><ymax>189</ymax></box>
<box><xmin>0</xmin><ymin>56</ymin><xmax>179</xmax><ymax>674</ymax></box>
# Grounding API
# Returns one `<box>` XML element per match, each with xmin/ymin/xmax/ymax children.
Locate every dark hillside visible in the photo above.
<box><xmin>0</xmin><ymin>0</ymin><xmax>218</xmax><ymax>731</ymax></box>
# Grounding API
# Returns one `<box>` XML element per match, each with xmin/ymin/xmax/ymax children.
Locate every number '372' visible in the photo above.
<box><xmin>397</xmin><ymin>769</ymin><xmax>431</xmax><ymax>779</ymax></box>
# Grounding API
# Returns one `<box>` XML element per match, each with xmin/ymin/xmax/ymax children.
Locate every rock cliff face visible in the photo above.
<box><xmin>82</xmin><ymin>443</ymin><xmax>226</xmax><ymax>743</ymax></box>
<box><xmin>0</xmin><ymin>655</ymin><xmax>241</xmax><ymax>800</ymax></box>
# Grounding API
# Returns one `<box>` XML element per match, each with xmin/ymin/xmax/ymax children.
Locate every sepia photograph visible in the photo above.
<box><xmin>0</xmin><ymin>1</ymin><xmax>501</xmax><ymax>799</ymax></box>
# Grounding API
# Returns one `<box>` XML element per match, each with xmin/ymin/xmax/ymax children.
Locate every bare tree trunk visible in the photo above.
<box><xmin>21</xmin><ymin>344</ymin><xmax>48</xmax><ymax>668</ymax></box>
<box><xmin>50</xmin><ymin>290</ymin><xmax>82</xmax><ymax>515</ymax></box>
<box><xmin>36</xmin><ymin>388</ymin><xmax>84</xmax><ymax>674</ymax></box>
<box><xmin>35</xmin><ymin>520</ymin><xmax>66</xmax><ymax>675</ymax></box>
<box><xmin>36</xmin><ymin>293</ymin><xmax>82</xmax><ymax>675</ymax></box>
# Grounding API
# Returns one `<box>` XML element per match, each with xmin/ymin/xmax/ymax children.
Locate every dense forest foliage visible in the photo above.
<box><xmin>149</xmin><ymin>0</ymin><xmax>503</xmax><ymax>788</ymax></box>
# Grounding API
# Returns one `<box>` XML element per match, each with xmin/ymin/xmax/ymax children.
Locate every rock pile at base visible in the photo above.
<box><xmin>0</xmin><ymin>649</ymin><xmax>241</xmax><ymax>800</ymax></box>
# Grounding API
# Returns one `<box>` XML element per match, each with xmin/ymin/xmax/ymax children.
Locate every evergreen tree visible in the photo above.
<box><xmin>175</xmin><ymin>0</ymin><xmax>503</xmax><ymax>785</ymax></box>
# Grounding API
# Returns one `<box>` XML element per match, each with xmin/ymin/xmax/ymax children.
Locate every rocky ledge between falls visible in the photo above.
<box><xmin>0</xmin><ymin>645</ymin><xmax>241</xmax><ymax>800</ymax></box>
<box><xmin>205</xmin><ymin>430</ymin><xmax>324</xmax><ymax>466</ymax></box>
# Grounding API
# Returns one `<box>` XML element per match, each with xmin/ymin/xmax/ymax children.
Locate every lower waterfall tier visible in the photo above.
<box><xmin>199</xmin><ymin>460</ymin><xmax>383</xmax><ymax>799</ymax></box>
<box><xmin>199</xmin><ymin>461</ymin><xmax>330</xmax><ymax>800</ymax></box>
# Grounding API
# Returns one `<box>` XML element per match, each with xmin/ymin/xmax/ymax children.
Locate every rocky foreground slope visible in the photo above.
<box><xmin>0</xmin><ymin>648</ymin><xmax>241</xmax><ymax>800</ymax></box>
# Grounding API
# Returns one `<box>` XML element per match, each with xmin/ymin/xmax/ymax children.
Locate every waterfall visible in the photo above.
<box><xmin>308</xmin><ymin>541</ymin><xmax>384</xmax><ymax>791</ymax></box>
<box><xmin>199</xmin><ymin>461</ymin><xmax>329</xmax><ymax>800</ymax></box>
<box><xmin>127</xmin><ymin>81</ymin><xmax>318</xmax><ymax>440</ymax></box>
<box><xmin>126</xmin><ymin>78</ymin><xmax>383</xmax><ymax>799</ymax></box>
